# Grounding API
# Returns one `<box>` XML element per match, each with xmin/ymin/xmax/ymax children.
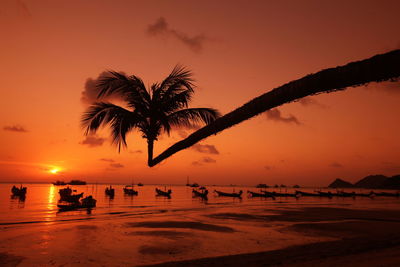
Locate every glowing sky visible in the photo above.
<box><xmin>0</xmin><ymin>0</ymin><xmax>399</xmax><ymax>186</ymax></box>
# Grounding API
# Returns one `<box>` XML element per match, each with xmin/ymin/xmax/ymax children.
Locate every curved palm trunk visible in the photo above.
<box><xmin>149</xmin><ymin>49</ymin><xmax>400</xmax><ymax>167</ymax></box>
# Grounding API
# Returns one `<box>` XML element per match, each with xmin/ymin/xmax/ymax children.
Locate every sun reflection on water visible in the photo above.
<box><xmin>45</xmin><ymin>186</ymin><xmax>57</xmax><ymax>223</ymax></box>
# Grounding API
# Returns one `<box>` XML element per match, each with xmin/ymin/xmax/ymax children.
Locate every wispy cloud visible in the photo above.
<box><xmin>264</xmin><ymin>165</ymin><xmax>273</xmax><ymax>171</ymax></box>
<box><xmin>298</xmin><ymin>97</ymin><xmax>326</xmax><ymax>108</ymax></box>
<box><xmin>192</xmin><ymin>156</ymin><xmax>216</xmax><ymax>166</ymax></box>
<box><xmin>81</xmin><ymin>71</ymin><xmax>122</xmax><ymax>105</ymax></box>
<box><xmin>129</xmin><ymin>150</ymin><xmax>143</xmax><ymax>154</ymax></box>
<box><xmin>329</xmin><ymin>162</ymin><xmax>343</xmax><ymax>168</ymax></box>
<box><xmin>3</xmin><ymin>125</ymin><xmax>28</xmax><ymax>133</ymax></box>
<box><xmin>110</xmin><ymin>163</ymin><xmax>124</xmax><ymax>168</ymax></box>
<box><xmin>147</xmin><ymin>17</ymin><xmax>207</xmax><ymax>53</ymax></box>
<box><xmin>16</xmin><ymin>0</ymin><xmax>32</xmax><ymax>19</ymax></box>
<box><xmin>80</xmin><ymin>135</ymin><xmax>106</xmax><ymax>147</ymax></box>
<box><xmin>100</xmin><ymin>158</ymin><xmax>114</xmax><ymax>162</ymax></box>
<box><xmin>192</xmin><ymin>144</ymin><xmax>219</xmax><ymax>155</ymax></box>
<box><xmin>368</xmin><ymin>81</ymin><xmax>400</xmax><ymax>94</ymax></box>
<box><xmin>266</xmin><ymin>109</ymin><xmax>301</xmax><ymax>125</ymax></box>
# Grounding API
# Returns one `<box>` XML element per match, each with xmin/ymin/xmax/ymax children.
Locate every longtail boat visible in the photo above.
<box><xmin>58</xmin><ymin>195</ymin><xmax>96</xmax><ymax>210</ymax></box>
<box><xmin>58</xmin><ymin>187</ymin><xmax>83</xmax><ymax>202</ymax></box>
<box><xmin>192</xmin><ymin>188</ymin><xmax>208</xmax><ymax>200</ymax></box>
<box><xmin>263</xmin><ymin>191</ymin><xmax>299</xmax><ymax>198</ymax></box>
<box><xmin>247</xmin><ymin>190</ymin><xmax>275</xmax><ymax>199</ymax></box>
<box><xmin>214</xmin><ymin>190</ymin><xmax>242</xmax><ymax>198</ymax></box>
<box><xmin>105</xmin><ymin>186</ymin><xmax>115</xmax><ymax>197</ymax></box>
<box><xmin>374</xmin><ymin>191</ymin><xmax>400</xmax><ymax>197</ymax></box>
<box><xmin>11</xmin><ymin>185</ymin><xmax>27</xmax><ymax>197</ymax></box>
<box><xmin>123</xmin><ymin>186</ymin><xmax>138</xmax><ymax>195</ymax></box>
<box><xmin>295</xmin><ymin>190</ymin><xmax>319</xmax><ymax>197</ymax></box>
<box><xmin>156</xmin><ymin>188</ymin><xmax>172</xmax><ymax>198</ymax></box>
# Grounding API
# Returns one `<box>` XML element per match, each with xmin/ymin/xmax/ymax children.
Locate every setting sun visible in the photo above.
<box><xmin>49</xmin><ymin>168</ymin><xmax>60</xmax><ymax>174</ymax></box>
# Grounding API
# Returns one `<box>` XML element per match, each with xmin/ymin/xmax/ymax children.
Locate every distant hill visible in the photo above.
<box><xmin>328</xmin><ymin>178</ymin><xmax>353</xmax><ymax>188</ymax></box>
<box><xmin>382</xmin><ymin>175</ymin><xmax>400</xmax><ymax>189</ymax></box>
<box><xmin>354</xmin><ymin>175</ymin><xmax>388</xmax><ymax>189</ymax></box>
<box><xmin>328</xmin><ymin>174</ymin><xmax>400</xmax><ymax>189</ymax></box>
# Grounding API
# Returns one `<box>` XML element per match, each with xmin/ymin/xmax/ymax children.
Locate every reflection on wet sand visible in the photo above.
<box><xmin>1</xmin><ymin>184</ymin><xmax>400</xmax><ymax>266</ymax></box>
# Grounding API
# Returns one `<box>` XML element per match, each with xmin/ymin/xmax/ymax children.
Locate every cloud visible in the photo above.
<box><xmin>110</xmin><ymin>163</ymin><xmax>124</xmax><ymax>168</ymax></box>
<box><xmin>192</xmin><ymin>156</ymin><xmax>216</xmax><ymax>166</ymax></box>
<box><xmin>80</xmin><ymin>135</ymin><xmax>106</xmax><ymax>147</ymax></box>
<box><xmin>264</xmin><ymin>165</ymin><xmax>273</xmax><ymax>170</ymax></box>
<box><xmin>368</xmin><ymin>81</ymin><xmax>400</xmax><ymax>94</ymax></box>
<box><xmin>16</xmin><ymin>0</ymin><xmax>31</xmax><ymax>19</ymax></box>
<box><xmin>81</xmin><ymin>72</ymin><xmax>122</xmax><ymax>105</ymax></box>
<box><xmin>298</xmin><ymin>97</ymin><xmax>326</xmax><ymax>108</ymax></box>
<box><xmin>3</xmin><ymin>125</ymin><xmax>28</xmax><ymax>133</ymax></box>
<box><xmin>266</xmin><ymin>109</ymin><xmax>301</xmax><ymax>125</ymax></box>
<box><xmin>329</xmin><ymin>162</ymin><xmax>343</xmax><ymax>168</ymax></box>
<box><xmin>129</xmin><ymin>150</ymin><xmax>143</xmax><ymax>154</ymax></box>
<box><xmin>192</xmin><ymin>144</ymin><xmax>219</xmax><ymax>155</ymax></box>
<box><xmin>100</xmin><ymin>158</ymin><xmax>114</xmax><ymax>162</ymax></box>
<box><xmin>147</xmin><ymin>17</ymin><xmax>207</xmax><ymax>53</ymax></box>
<box><xmin>381</xmin><ymin>161</ymin><xmax>400</xmax><ymax>171</ymax></box>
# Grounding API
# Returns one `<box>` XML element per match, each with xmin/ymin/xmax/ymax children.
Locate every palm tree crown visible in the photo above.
<box><xmin>82</xmin><ymin>66</ymin><xmax>220</xmax><ymax>166</ymax></box>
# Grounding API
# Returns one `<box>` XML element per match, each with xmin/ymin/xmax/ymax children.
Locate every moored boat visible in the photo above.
<box><xmin>192</xmin><ymin>188</ymin><xmax>208</xmax><ymax>200</ymax></box>
<box><xmin>295</xmin><ymin>190</ymin><xmax>319</xmax><ymax>197</ymax></box>
<box><xmin>156</xmin><ymin>188</ymin><xmax>172</xmax><ymax>198</ymax></box>
<box><xmin>214</xmin><ymin>190</ymin><xmax>243</xmax><ymax>198</ymax></box>
<box><xmin>68</xmin><ymin>180</ymin><xmax>87</xmax><ymax>185</ymax></box>
<box><xmin>247</xmin><ymin>190</ymin><xmax>275</xmax><ymax>199</ymax></box>
<box><xmin>11</xmin><ymin>185</ymin><xmax>27</xmax><ymax>197</ymax></box>
<box><xmin>123</xmin><ymin>185</ymin><xmax>138</xmax><ymax>195</ymax></box>
<box><xmin>58</xmin><ymin>195</ymin><xmax>96</xmax><ymax>210</ymax></box>
<box><xmin>58</xmin><ymin>187</ymin><xmax>83</xmax><ymax>202</ymax></box>
<box><xmin>105</xmin><ymin>186</ymin><xmax>115</xmax><ymax>197</ymax></box>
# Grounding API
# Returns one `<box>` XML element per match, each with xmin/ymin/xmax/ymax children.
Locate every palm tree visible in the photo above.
<box><xmin>150</xmin><ymin>49</ymin><xmax>400</xmax><ymax>166</ymax></box>
<box><xmin>82</xmin><ymin>66</ymin><xmax>220</xmax><ymax>166</ymax></box>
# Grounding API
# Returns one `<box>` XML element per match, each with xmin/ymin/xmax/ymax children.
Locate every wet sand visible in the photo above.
<box><xmin>2</xmin><ymin>184</ymin><xmax>400</xmax><ymax>266</ymax></box>
<box><xmin>144</xmin><ymin>207</ymin><xmax>400</xmax><ymax>266</ymax></box>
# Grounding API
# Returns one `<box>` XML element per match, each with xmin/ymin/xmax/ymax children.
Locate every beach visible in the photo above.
<box><xmin>1</xmin><ymin>184</ymin><xmax>400</xmax><ymax>266</ymax></box>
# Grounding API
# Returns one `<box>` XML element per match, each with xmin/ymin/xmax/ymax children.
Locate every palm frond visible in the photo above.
<box><xmin>166</xmin><ymin>108</ymin><xmax>221</xmax><ymax>129</ymax></box>
<box><xmin>97</xmin><ymin>71</ymin><xmax>150</xmax><ymax>112</ymax></box>
<box><xmin>81</xmin><ymin>103</ymin><xmax>140</xmax><ymax>151</ymax></box>
<box><xmin>153</xmin><ymin>65</ymin><xmax>195</xmax><ymax>101</ymax></box>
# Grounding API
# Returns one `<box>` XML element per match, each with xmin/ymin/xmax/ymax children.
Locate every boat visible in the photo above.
<box><xmin>355</xmin><ymin>191</ymin><xmax>375</xmax><ymax>198</ymax></box>
<box><xmin>316</xmin><ymin>191</ymin><xmax>334</xmax><ymax>198</ymax></box>
<box><xmin>247</xmin><ymin>190</ymin><xmax>275</xmax><ymax>199</ymax></box>
<box><xmin>53</xmin><ymin>180</ymin><xmax>66</xmax><ymax>186</ymax></box>
<box><xmin>58</xmin><ymin>187</ymin><xmax>83</xmax><ymax>202</ymax></box>
<box><xmin>190</xmin><ymin>183</ymin><xmax>199</xmax><ymax>188</ymax></box>
<box><xmin>295</xmin><ymin>190</ymin><xmax>319</xmax><ymax>197</ymax></box>
<box><xmin>58</xmin><ymin>195</ymin><xmax>96</xmax><ymax>210</ymax></box>
<box><xmin>137</xmin><ymin>183</ymin><xmax>143</xmax><ymax>186</ymax></box>
<box><xmin>192</xmin><ymin>188</ymin><xmax>208</xmax><ymax>200</ymax></box>
<box><xmin>336</xmin><ymin>191</ymin><xmax>356</xmax><ymax>198</ymax></box>
<box><xmin>156</xmin><ymin>188</ymin><xmax>172</xmax><ymax>198</ymax></box>
<box><xmin>68</xmin><ymin>180</ymin><xmax>86</xmax><ymax>185</ymax></box>
<box><xmin>263</xmin><ymin>191</ymin><xmax>299</xmax><ymax>198</ymax></box>
<box><xmin>11</xmin><ymin>185</ymin><xmax>27</xmax><ymax>197</ymax></box>
<box><xmin>105</xmin><ymin>186</ymin><xmax>115</xmax><ymax>197</ymax></box>
<box><xmin>256</xmin><ymin>183</ymin><xmax>268</xmax><ymax>188</ymax></box>
<box><xmin>214</xmin><ymin>190</ymin><xmax>243</xmax><ymax>198</ymax></box>
<box><xmin>374</xmin><ymin>191</ymin><xmax>400</xmax><ymax>197</ymax></box>
<box><xmin>123</xmin><ymin>185</ymin><xmax>138</xmax><ymax>195</ymax></box>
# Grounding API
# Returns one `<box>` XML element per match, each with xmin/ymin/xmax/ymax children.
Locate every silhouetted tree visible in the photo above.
<box><xmin>82</xmin><ymin>66</ymin><xmax>220</xmax><ymax>166</ymax></box>
<box><xmin>150</xmin><ymin>50</ymin><xmax>400</xmax><ymax>166</ymax></box>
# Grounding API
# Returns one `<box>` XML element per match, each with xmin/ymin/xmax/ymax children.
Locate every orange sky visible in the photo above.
<box><xmin>1</xmin><ymin>0</ymin><xmax>399</xmax><ymax>186</ymax></box>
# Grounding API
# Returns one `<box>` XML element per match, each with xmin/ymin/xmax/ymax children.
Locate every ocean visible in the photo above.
<box><xmin>1</xmin><ymin>183</ymin><xmax>400</xmax><ymax>266</ymax></box>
